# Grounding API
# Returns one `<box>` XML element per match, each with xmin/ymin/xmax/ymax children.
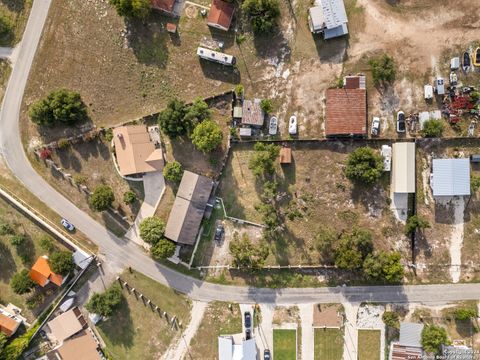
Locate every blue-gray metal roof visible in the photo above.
<box><xmin>399</xmin><ymin>322</ymin><xmax>424</xmax><ymax>348</ymax></box>
<box><xmin>324</xmin><ymin>24</ymin><xmax>349</xmax><ymax>39</ymax></box>
<box><xmin>432</xmin><ymin>159</ymin><xmax>471</xmax><ymax>197</ymax></box>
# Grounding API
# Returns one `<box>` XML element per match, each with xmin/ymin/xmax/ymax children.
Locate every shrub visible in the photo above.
<box><xmin>471</xmin><ymin>175</ymin><xmax>480</xmax><ymax>193</ymax></box>
<box><xmin>0</xmin><ymin>221</ymin><xmax>14</xmax><ymax>235</ymax></box>
<box><xmin>73</xmin><ymin>174</ymin><xmax>87</xmax><ymax>186</ymax></box>
<box><xmin>0</xmin><ymin>332</ymin><xmax>6</xmax><ymax>354</ymax></box>
<box><xmin>151</xmin><ymin>239</ymin><xmax>176</xmax><ymax>259</ymax></box>
<box><xmin>10</xmin><ymin>234</ymin><xmax>26</xmax><ymax>247</ymax></box>
<box><xmin>29</xmin><ymin>89</ymin><xmax>88</xmax><ymax>126</ymax></box>
<box><xmin>158</xmin><ymin>99</ymin><xmax>190</xmax><ymax>138</ymax></box>
<box><xmin>405</xmin><ymin>215</ymin><xmax>430</xmax><ymax>236</ymax></box>
<box><xmin>85</xmin><ymin>284</ymin><xmax>123</xmax><ymax>317</ymax></box>
<box><xmin>191</xmin><ymin>120</ymin><xmax>223</xmax><ymax>153</ymax></box>
<box><xmin>454</xmin><ymin>308</ymin><xmax>477</xmax><ymax>320</ymax></box>
<box><xmin>39</xmin><ymin>235</ymin><xmax>55</xmax><ymax>253</ymax></box>
<box><xmin>334</xmin><ymin>228</ymin><xmax>373</xmax><ymax>271</ymax></box>
<box><xmin>109</xmin><ymin>0</ymin><xmax>150</xmax><ymax>18</ymax></box>
<box><xmin>57</xmin><ymin>138</ymin><xmax>70</xmax><ymax>149</ymax></box>
<box><xmin>104</xmin><ymin>128</ymin><xmax>114</xmax><ymax>141</ymax></box>
<box><xmin>139</xmin><ymin>217</ymin><xmax>165</xmax><ymax>244</ymax></box>
<box><xmin>123</xmin><ymin>191</ymin><xmax>136</xmax><ymax>205</ymax></box>
<box><xmin>235</xmin><ymin>84</ymin><xmax>244</xmax><ymax>97</ymax></box>
<box><xmin>421</xmin><ymin>120</ymin><xmax>444</xmax><ymax>138</ymax></box>
<box><xmin>10</xmin><ymin>270</ymin><xmax>35</xmax><ymax>295</ymax></box>
<box><xmin>345</xmin><ymin>147</ymin><xmax>383</xmax><ymax>185</ymax></box>
<box><xmin>89</xmin><ymin>185</ymin><xmax>115</xmax><ymax>211</ymax></box>
<box><xmin>1</xmin><ymin>324</ymin><xmax>39</xmax><ymax>360</ymax></box>
<box><xmin>229</xmin><ymin>233</ymin><xmax>269</xmax><ymax>270</ymax></box>
<box><xmin>363</xmin><ymin>251</ymin><xmax>404</xmax><ymax>283</ymax></box>
<box><xmin>369</xmin><ymin>54</ymin><xmax>396</xmax><ymax>85</ymax></box>
<box><xmin>421</xmin><ymin>325</ymin><xmax>449</xmax><ymax>354</ymax></box>
<box><xmin>248</xmin><ymin>142</ymin><xmax>280</xmax><ymax>177</ymax></box>
<box><xmin>260</xmin><ymin>99</ymin><xmax>273</xmax><ymax>114</ymax></box>
<box><xmin>49</xmin><ymin>251</ymin><xmax>75</xmax><ymax>275</ymax></box>
<box><xmin>163</xmin><ymin>161</ymin><xmax>183</xmax><ymax>182</ymax></box>
<box><xmin>242</xmin><ymin>0</ymin><xmax>280</xmax><ymax>34</ymax></box>
<box><xmin>382</xmin><ymin>311</ymin><xmax>400</xmax><ymax>328</ymax></box>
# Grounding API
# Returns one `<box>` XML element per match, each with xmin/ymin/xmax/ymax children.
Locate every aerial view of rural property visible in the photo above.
<box><xmin>0</xmin><ymin>0</ymin><xmax>480</xmax><ymax>359</ymax></box>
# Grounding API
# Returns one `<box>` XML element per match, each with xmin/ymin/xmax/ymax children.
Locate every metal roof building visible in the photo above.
<box><xmin>325</xmin><ymin>88</ymin><xmax>367</xmax><ymax>137</ymax></box>
<box><xmin>308</xmin><ymin>0</ymin><xmax>348</xmax><ymax>39</ymax></box>
<box><xmin>399</xmin><ymin>322</ymin><xmax>423</xmax><ymax>348</ymax></box>
<box><xmin>432</xmin><ymin>158</ymin><xmax>470</xmax><ymax>197</ymax></box>
<box><xmin>218</xmin><ymin>335</ymin><xmax>257</xmax><ymax>360</ymax></box>
<box><xmin>392</xmin><ymin>143</ymin><xmax>416</xmax><ymax>194</ymax></box>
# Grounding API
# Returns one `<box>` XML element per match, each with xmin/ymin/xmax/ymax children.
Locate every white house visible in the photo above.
<box><xmin>308</xmin><ymin>0</ymin><xmax>348</xmax><ymax>39</ymax></box>
<box><xmin>218</xmin><ymin>335</ymin><xmax>257</xmax><ymax>360</ymax></box>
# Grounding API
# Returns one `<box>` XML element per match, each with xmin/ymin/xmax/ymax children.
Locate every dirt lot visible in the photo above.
<box><xmin>218</xmin><ymin>142</ymin><xmax>407</xmax><ymax>266</ymax></box>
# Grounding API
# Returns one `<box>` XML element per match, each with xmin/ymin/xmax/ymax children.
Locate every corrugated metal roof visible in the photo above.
<box><xmin>319</xmin><ymin>0</ymin><xmax>348</xmax><ymax>29</ymax></box>
<box><xmin>399</xmin><ymin>322</ymin><xmax>424</xmax><ymax>348</ymax></box>
<box><xmin>324</xmin><ymin>23</ymin><xmax>349</xmax><ymax>39</ymax></box>
<box><xmin>432</xmin><ymin>158</ymin><xmax>470</xmax><ymax>196</ymax></box>
<box><xmin>392</xmin><ymin>143</ymin><xmax>416</xmax><ymax>193</ymax></box>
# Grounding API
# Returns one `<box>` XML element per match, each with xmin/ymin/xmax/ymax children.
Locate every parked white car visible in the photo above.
<box><xmin>371</xmin><ymin>117</ymin><xmax>380</xmax><ymax>136</ymax></box>
<box><xmin>269</xmin><ymin>116</ymin><xmax>278</xmax><ymax>135</ymax></box>
<box><xmin>61</xmin><ymin>218</ymin><xmax>75</xmax><ymax>232</ymax></box>
<box><xmin>288</xmin><ymin>116</ymin><xmax>297</xmax><ymax>135</ymax></box>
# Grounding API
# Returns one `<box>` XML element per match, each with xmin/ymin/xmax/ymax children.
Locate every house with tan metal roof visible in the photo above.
<box><xmin>47</xmin><ymin>307</ymin><xmax>86</xmax><ymax>343</ymax></box>
<box><xmin>47</xmin><ymin>330</ymin><xmax>102</xmax><ymax>360</ymax></box>
<box><xmin>165</xmin><ymin>171</ymin><xmax>214</xmax><ymax>246</ymax></box>
<box><xmin>112</xmin><ymin>125</ymin><xmax>164</xmax><ymax>177</ymax></box>
<box><xmin>208</xmin><ymin>0</ymin><xmax>235</xmax><ymax>31</ymax></box>
<box><xmin>391</xmin><ymin>143</ymin><xmax>416</xmax><ymax>194</ymax></box>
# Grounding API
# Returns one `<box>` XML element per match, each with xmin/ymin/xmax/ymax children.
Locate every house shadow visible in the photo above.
<box><xmin>0</xmin><ymin>241</ymin><xmax>16</xmax><ymax>281</ymax></box>
<box><xmin>434</xmin><ymin>198</ymin><xmax>456</xmax><ymax>225</ymax></box>
<box><xmin>313</xmin><ymin>34</ymin><xmax>348</xmax><ymax>64</ymax></box>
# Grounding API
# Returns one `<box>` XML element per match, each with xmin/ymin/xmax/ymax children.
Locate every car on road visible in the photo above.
<box><xmin>264</xmin><ymin>349</ymin><xmax>271</xmax><ymax>360</ymax></box>
<box><xmin>288</xmin><ymin>115</ymin><xmax>297</xmax><ymax>135</ymax></box>
<box><xmin>61</xmin><ymin>218</ymin><xmax>75</xmax><ymax>232</ymax></box>
<box><xmin>244</xmin><ymin>311</ymin><xmax>252</xmax><ymax>329</ymax></box>
<box><xmin>214</xmin><ymin>223</ymin><xmax>224</xmax><ymax>242</ymax></box>
<box><xmin>245</xmin><ymin>328</ymin><xmax>252</xmax><ymax>340</ymax></box>
<box><xmin>371</xmin><ymin>117</ymin><xmax>380</xmax><ymax>136</ymax></box>
<box><xmin>396</xmin><ymin>111</ymin><xmax>406</xmax><ymax>133</ymax></box>
<box><xmin>269</xmin><ymin>116</ymin><xmax>278</xmax><ymax>135</ymax></box>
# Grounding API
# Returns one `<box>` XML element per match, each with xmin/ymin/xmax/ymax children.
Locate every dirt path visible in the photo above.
<box><xmin>449</xmin><ymin>197</ymin><xmax>465</xmax><ymax>283</ymax></box>
<box><xmin>161</xmin><ymin>301</ymin><xmax>208</xmax><ymax>360</ymax></box>
<box><xmin>343</xmin><ymin>302</ymin><xmax>359</xmax><ymax>360</ymax></box>
<box><xmin>299</xmin><ymin>304</ymin><xmax>314</xmax><ymax>360</ymax></box>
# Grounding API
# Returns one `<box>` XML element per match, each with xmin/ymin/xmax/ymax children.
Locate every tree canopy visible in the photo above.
<box><xmin>184</xmin><ymin>97</ymin><xmax>211</xmax><ymax>124</ymax></box>
<box><xmin>260</xmin><ymin>99</ymin><xmax>273</xmax><ymax>114</ymax></box>
<box><xmin>369</xmin><ymin>54</ymin><xmax>396</xmax><ymax>85</ymax></box>
<box><xmin>382</xmin><ymin>311</ymin><xmax>400</xmax><ymax>328</ymax></box>
<box><xmin>123</xmin><ymin>190</ymin><xmax>137</xmax><ymax>205</ymax></box>
<box><xmin>334</xmin><ymin>228</ymin><xmax>373</xmax><ymax>270</ymax></box>
<box><xmin>158</xmin><ymin>99</ymin><xmax>189</xmax><ymax>138</ymax></box>
<box><xmin>229</xmin><ymin>233</ymin><xmax>269</xmax><ymax>270</ymax></box>
<box><xmin>249</xmin><ymin>142</ymin><xmax>280</xmax><ymax>177</ymax></box>
<box><xmin>163</xmin><ymin>161</ymin><xmax>183</xmax><ymax>182</ymax></box>
<box><xmin>191</xmin><ymin>120</ymin><xmax>223</xmax><ymax>153</ymax></box>
<box><xmin>345</xmin><ymin>147</ymin><xmax>383</xmax><ymax>185</ymax></box>
<box><xmin>363</xmin><ymin>251</ymin><xmax>404</xmax><ymax>283</ymax></box>
<box><xmin>85</xmin><ymin>284</ymin><xmax>123</xmax><ymax>317</ymax></box>
<box><xmin>10</xmin><ymin>270</ymin><xmax>35</xmax><ymax>295</ymax></box>
<box><xmin>151</xmin><ymin>239</ymin><xmax>176</xmax><ymax>259</ymax></box>
<box><xmin>49</xmin><ymin>251</ymin><xmax>75</xmax><ymax>276</ymax></box>
<box><xmin>139</xmin><ymin>217</ymin><xmax>165</xmax><ymax>244</ymax></box>
<box><xmin>109</xmin><ymin>0</ymin><xmax>151</xmax><ymax>18</ymax></box>
<box><xmin>10</xmin><ymin>234</ymin><xmax>26</xmax><ymax>247</ymax></box>
<box><xmin>405</xmin><ymin>215</ymin><xmax>430</xmax><ymax>236</ymax></box>
<box><xmin>421</xmin><ymin>119</ymin><xmax>444</xmax><ymax>138</ymax></box>
<box><xmin>29</xmin><ymin>89</ymin><xmax>88</xmax><ymax>126</ymax></box>
<box><xmin>89</xmin><ymin>185</ymin><xmax>115</xmax><ymax>211</ymax></box>
<box><xmin>421</xmin><ymin>325</ymin><xmax>449</xmax><ymax>354</ymax></box>
<box><xmin>242</xmin><ymin>0</ymin><xmax>281</xmax><ymax>34</ymax></box>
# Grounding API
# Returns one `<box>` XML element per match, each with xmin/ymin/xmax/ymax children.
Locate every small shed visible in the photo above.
<box><xmin>233</xmin><ymin>106</ymin><xmax>243</xmax><ymax>119</ymax></box>
<box><xmin>279</xmin><ymin>147</ymin><xmax>292</xmax><ymax>164</ymax></box>
<box><xmin>450</xmin><ymin>57</ymin><xmax>460</xmax><ymax>70</ymax></box>
<box><xmin>432</xmin><ymin>158</ymin><xmax>470</xmax><ymax>197</ymax></box>
<box><xmin>239</xmin><ymin>128</ymin><xmax>252</xmax><ymax>137</ymax></box>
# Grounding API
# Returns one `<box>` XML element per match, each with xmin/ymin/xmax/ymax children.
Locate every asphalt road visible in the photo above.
<box><xmin>0</xmin><ymin>0</ymin><xmax>479</xmax><ymax>305</ymax></box>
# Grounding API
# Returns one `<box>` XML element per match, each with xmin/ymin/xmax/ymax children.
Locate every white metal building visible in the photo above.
<box><xmin>432</xmin><ymin>158</ymin><xmax>470</xmax><ymax>197</ymax></box>
<box><xmin>308</xmin><ymin>0</ymin><xmax>348</xmax><ymax>39</ymax></box>
<box><xmin>218</xmin><ymin>335</ymin><xmax>257</xmax><ymax>360</ymax></box>
<box><xmin>392</xmin><ymin>142</ymin><xmax>416</xmax><ymax>194</ymax></box>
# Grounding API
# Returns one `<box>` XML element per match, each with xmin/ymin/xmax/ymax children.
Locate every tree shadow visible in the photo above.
<box><xmin>252</xmin><ymin>29</ymin><xmax>290</xmax><ymax>61</ymax></box>
<box><xmin>37</xmin><ymin>118</ymin><xmax>95</xmax><ymax>144</ymax></box>
<box><xmin>16</xmin><ymin>233</ymin><xmax>36</xmax><ymax>266</ymax></box>
<box><xmin>126</xmin><ymin>16</ymin><xmax>170</xmax><ymax>68</ymax></box>
<box><xmin>0</xmin><ymin>241</ymin><xmax>16</xmax><ymax>281</ymax></box>
<box><xmin>455</xmin><ymin>319</ymin><xmax>473</xmax><ymax>338</ymax></box>
<box><xmin>73</xmin><ymin>138</ymin><xmax>111</xmax><ymax>162</ymax></box>
<box><xmin>0</xmin><ymin>0</ymin><xmax>25</xmax><ymax>12</ymax></box>
<box><xmin>56</xmin><ymin>149</ymin><xmax>83</xmax><ymax>173</ymax></box>
<box><xmin>97</xmin><ymin>295</ymin><xmax>134</xmax><ymax>348</ymax></box>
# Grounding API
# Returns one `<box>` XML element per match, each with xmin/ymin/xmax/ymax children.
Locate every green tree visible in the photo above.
<box><xmin>151</xmin><ymin>239</ymin><xmax>176</xmax><ymax>260</ymax></box>
<box><xmin>242</xmin><ymin>0</ymin><xmax>281</xmax><ymax>34</ymax></box>
<box><xmin>255</xmin><ymin>202</ymin><xmax>279</xmax><ymax>230</ymax></box>
<box><xmin>405</xmin><ymin>215</ymin><xmax>430</xmax><ymax>236</ymax></box>
<box><xmin>471</xmin><ymin>175</ymin><xmax>480</xmax><ymax>193</ymax></box>
<box><xmin>235</xmin><ymin>84</ymin><xmax>244</xmax><ymax>97</ymax></box>
<box><xmin>334</xmin><ymin>228</ymin><xmax>373</xmax><ymax>270</ymax></box>
<box><xmin>0</xmin><ymin>14</ymin><xmax>13</xmax><ymax>43</ymax></box>
<box><xmin>89</xmin><ymin>185</ymin><xmax>115</xmax><ymax>211</ymax></box>
<box><xmin>10</xmin><ymin>270</ymin><xmax>35</xmax><ymax>295</ymax></box>
<box><xmin>229</xmin><ymin>233</ymin><xmax>269</xmax><ymax>270</ymax></box>
<box><xmin>345</xmin><ymin>147</ymin><xmax>383</xmax><ymax>185</ymax></box>
<box><xmin>163</xmin><ymin>161</ymin><xmax>183</xmax><ymax>182</ymax></box>
<box><xmin>10</xmin><ymin>234</ymin><xmax>26</xmax><ymax>247</ymax></box>
<box><xmin>249</xmin><ymin>142</ymin><xmax>280</xmax><ymax>177</ymax></box>
<box><xmin>421</xmin><ymin>325</ymin><xmax>449</xmax><ymax>354</ymax></box>
<box><xmin>454</xmin><ymin>308</ymin><xmax>477</xmax><ymax>320</ymax></box>
<box><xmin>139</xmin><ymin>217</ymin><xmax>165</xmax><ymax>244</ymax></box>
<box><xmin>184</xmin><ymin>97</ymin><xmax>211</xmax><ymax>124</ymax></box>
<box><xmin>0</xmin><ymin>324</ymin><xmax>39</xmax><ymax>360</ymax></box>
<box><xmin>382</xmin><ymin>311</ymin><xmax>400</xmax><ymax>328</ymax></box>
<box><xmin>109</xmin><ymin>0</ymin><xmax>150</xmax><ymax>18</ymax></box>
<box><xmin>421</xmin><ymin>120</ymin><xmax>444</xmax><ymax>138</ymax></box>
<box><xmin>369</xmin><ymin>54</ymin><xmax>396</xmax><ymax>85</ymax></box>
<box><xmin>39</xmin><ymin>235</ymin><xmax>55</xmax><ymax>253</ymax></box>
<box><xmin>191</xmin><ymin>120</ymin><xmax>223</xmax><ymax>153</ymax></box>
<box><xmin>158</xmin><ymin>99</ymin><xmax>190</xmax><ymax>138</ymax></box>
<box><xmin>0</xmin><ymin>221</ymin><xmax>14</xmax><ymax>235</ymax></box>
<box><xmin>363</xmin><ymin>251</ymin><xmax>404</xmax><ymax>283</ymax></box>
<box><xmin>49</xmin><ymin>251</ymin><xmax>75</xmax><ymax>276</ymax></box>
<box><xmin>0</xmin><ymin>332</ymin><xmax>6</xmax><ymax>354</ymax></box>
<box><xmin>123</xmin><ymin>190</ymin><xmax>136</xmax><ymax>205</ymax></box>
<box><xmin>29</xmin><ymin>89</ymin><xmax>88</xmax><ymax>126</ymax></box>
<box><xmin>85</xmin><ymin>284</ymin><xmax>123</xmax><ymax>317</ymax></box>
<box><xmin>260</xmin><ymin>99</ymin><xmax>273</xmax><ymax>114</ymax></box>
<box><xmin>73</xmin><ymin>174</ymin><xmax>87</xmax><ymax>186</ymax></box>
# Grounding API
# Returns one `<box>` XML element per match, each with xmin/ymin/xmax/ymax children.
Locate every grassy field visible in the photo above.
<box><xmin>357</xmin><ymin>329</ymin><xmax>380</xmax><ymax>360</ymax></box>
<box><xmin>273</xmin><ymin>329</ymin><xmax>297</xmax><ymax>360</ymax></box>
<box><xmin>0</xmin><ymin>195</ymin><xmax>68</xmax><ymax>321</ymax></box>
<box><xmin>97</xmin><ymin>270</ymin><xmax>191</xmax><ymax>360</ymax></box>
<box><xmin>218</xmin><ymin>142</ymin><xmax>406</xmax><ymax>266</ymax></box>
<box><xmin>0</xmin><ymin>0</ymin><xmax>32</xmax><ymax>46</ymax></box>
<box><xmin>314</xmin><ymin>328</ymin><xmax>344</xmax><ymax>360</ymax></box>
<box><xmin>189</xmin><ymin>302</ymin><xmax>242</xmax><ymax>359</ymax></box>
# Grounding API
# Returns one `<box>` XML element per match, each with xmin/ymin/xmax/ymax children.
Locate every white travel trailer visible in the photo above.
<box><xmin>434</xmin><ymin>77</ymin><xmax>445</xmax><ymax>95</ymax></box>
<box><xmin>424</xmin><ymin>85</ymin><xmax>433</xmax><ymax>100</ymax></box>
<box><xmin>197</xmin><ymin>47</ymin><xmax>236</xmax><ymax>66</ymax></box>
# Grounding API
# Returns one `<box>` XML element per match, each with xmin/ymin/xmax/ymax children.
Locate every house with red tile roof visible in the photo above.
<box><xmin>207</xmin><ymin>0</ymin><xmax>235</xmax><ymax>31</ymax></box>
<box><xmin>29</xmin><ymin>255</ymin><xmax>65</xmax><ymax>287</ymax></box>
